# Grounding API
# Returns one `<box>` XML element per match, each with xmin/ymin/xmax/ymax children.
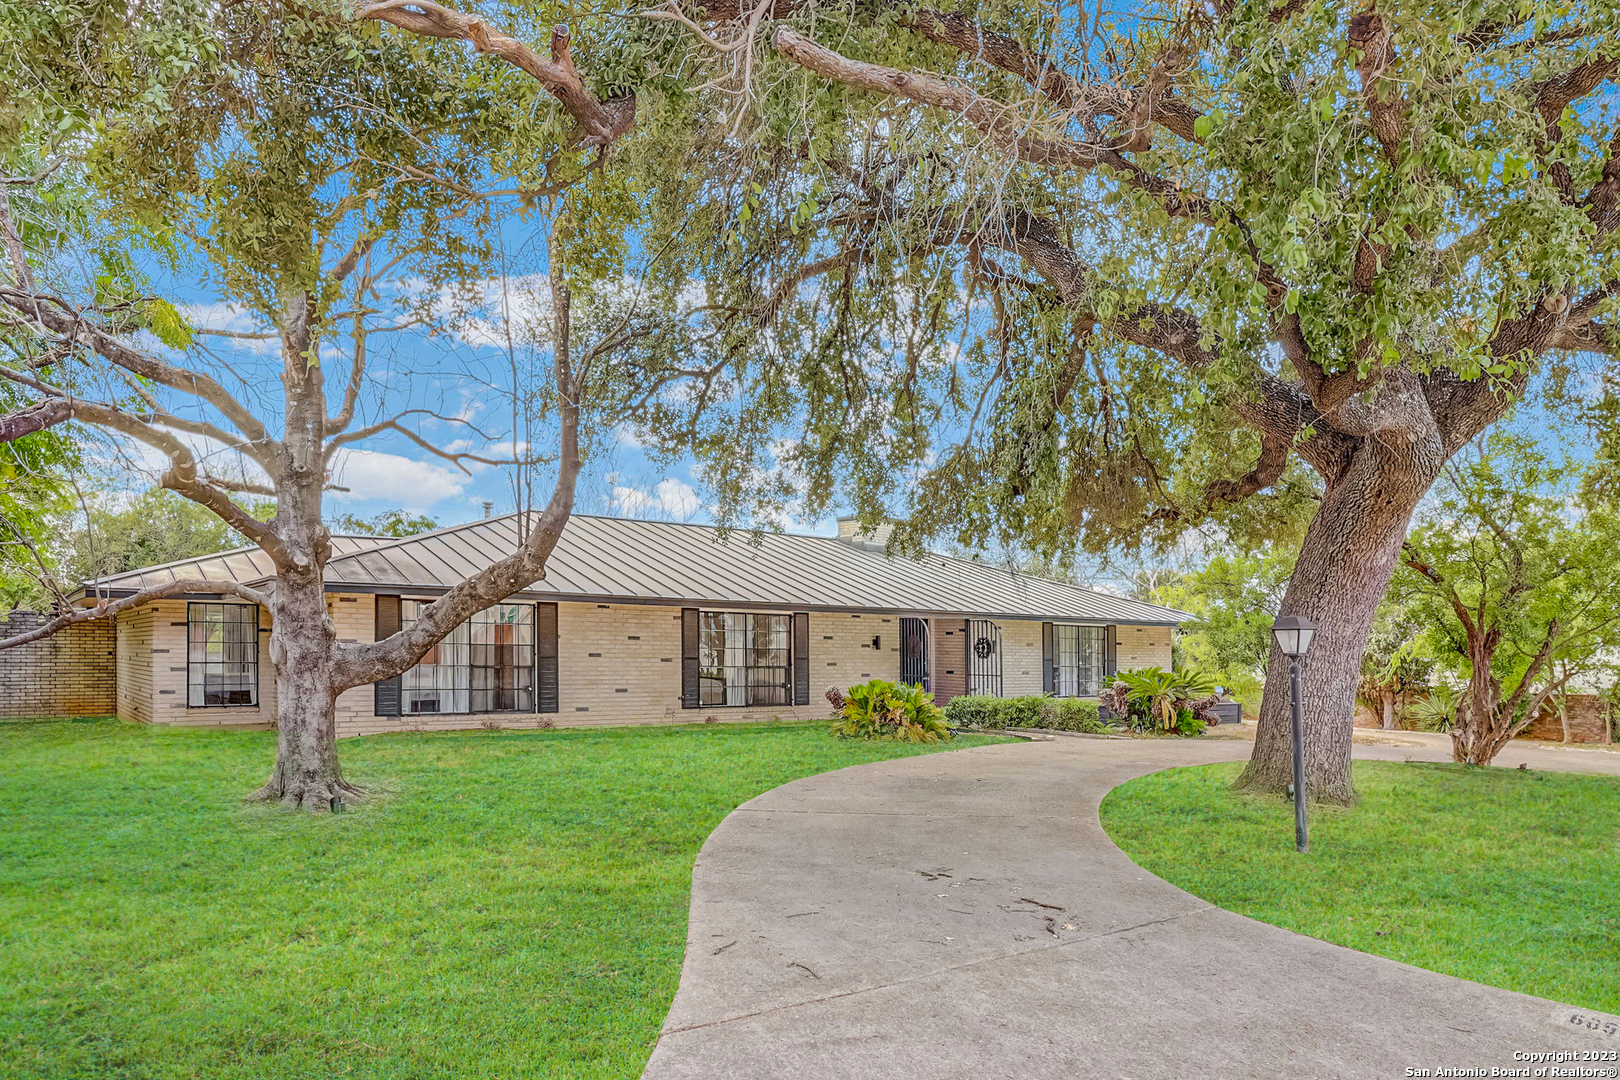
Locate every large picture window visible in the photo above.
<box><xmin>1054</xmin><ymin>624</ymin><xmax>1108</xmax><ymax>697</ymax></box>
<box><xmin>187</xmin><ymin>603</ymin><xmax>259</xmax><ymax>707</ymax></box>
<box><xmin>698</xmin><ymin>611</ymin><xmax>791</xmax><ymax>707</ymax></box>
<box><xmin>401</xmin><ymin>601</ymin><xmax>535</xmax><ymax>714</ymax></box>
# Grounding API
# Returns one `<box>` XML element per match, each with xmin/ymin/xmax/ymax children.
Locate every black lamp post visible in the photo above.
<box><xmin>1271</xmin><ymin>614</ymin><xmax>1317</xmax><ymax>854</ymax></box>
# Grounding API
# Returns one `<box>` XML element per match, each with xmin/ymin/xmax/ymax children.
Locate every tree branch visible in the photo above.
<box><xmin>1</xmin><ymin>578</ymin><xmax>272</xmax><ymax>651</ymax></box>
<box><xmin>355</xmin><ymin>1</ymin><xmax>636</xmax><ymax>148</ymax></box>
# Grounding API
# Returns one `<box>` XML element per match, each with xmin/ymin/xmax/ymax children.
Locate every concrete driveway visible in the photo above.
<box><xmin>642</xmin><ymin>734</ymin><xmax>1620</xmax><ymax>1080</ymax></box>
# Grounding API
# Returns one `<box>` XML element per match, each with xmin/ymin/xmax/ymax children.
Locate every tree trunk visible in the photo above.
<box><xmin>1236</xmin><ymin>442</ymin><xmax>1440</xmax><ymax>804</ymax></box>
<box><xmin>1381</xmin><ymin>691</ymin><xmax>1395</xmax><ymax>730</ymax></box>
<box><xmin>247</xmin><ymin>565</ymin><xmax>361</xmax><ymax>809</ymax></box>
<box><xmin>247</xmin><ymin>290</ymin><xmax>361</xmax><ymax>810</ymax></box>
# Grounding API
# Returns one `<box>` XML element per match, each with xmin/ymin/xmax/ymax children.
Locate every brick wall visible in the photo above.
<box><xmin>113</xmin><ymin>590</ymin><xmax>1180</xmax><ymax>736</ymax></box>
<box><xmin>1522</xmin><ymin>694</ymin><xmax>1614</xmax><ymax>744</ymax></box>
<box><xmin>116</xmin><ymin>600</ymin><xmax>276</xmax><ymax>728</ymax></box>
<box><xmin>0</xmin><ymin>611</ymin><xmax>115</xmax><ymax>717</ymax></box>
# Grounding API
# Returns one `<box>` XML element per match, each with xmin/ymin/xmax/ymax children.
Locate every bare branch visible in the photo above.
<box><xmin>0</xmin><ymin>579</ymin><xmax>272</xmax><ymax>651</ymax></box>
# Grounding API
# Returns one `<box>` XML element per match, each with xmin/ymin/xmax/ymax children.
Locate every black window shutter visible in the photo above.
<box><xmin>793</xmin><ymin>611</ymin><xmax>810</xmax><ymax>705</ymax></box>
<box><xmin>373</xmin><ymin>595</ymin><xmax>402</xmax><ymax>716</ymax></box>
<box><xmin>1104</xmin><ymin>625</ymin><xmax>1119</xmax><ymax>677</ymax></box>
<box><xmin>680</xmin><ymin>608</ymin><xmax>700</xmax><ymax>708</ymax></box>
<box><xmin>536</xmin><ymin>602</ymin><xmax>559</xmax><ymax>713</ymax></box>
<box><xmin>1042</xmin><ymin>622</ymin><xmax>1055</xmax><ymax>694</ymax></box>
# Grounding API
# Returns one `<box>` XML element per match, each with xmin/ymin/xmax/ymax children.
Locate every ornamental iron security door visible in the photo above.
<box><xmin>967</xmin><ymin>619</ymin><xmax>1002</xmax><ymax>697</ymax></box>
<box><xmin>899</xmin><ymin>617</ymin><xmax>930</xmax><ymax>690</ymax></box>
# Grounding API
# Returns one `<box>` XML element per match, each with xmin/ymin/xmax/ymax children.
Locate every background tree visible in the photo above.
<box><xmin>0</xmin><ymin>1</ymin><xmax>728</xmax><ymax>809</ymax></box>
<box><xmin>633</xmin><ymin>0</ymin><xmax>1620</xmax><ymax>802</ymax></box>
<box><xmin>1154</xmin><ymin>545</ymin><xmax>1296</xmax><ymax>705</ymax></box>
<box><xmin>330</xmin><ymin>509</ymin><xmax>442</xmax><ymax>538</ymax></box>
<box><xmin>1355</xmin><ymin>612</ymin><xmax>1432</xmax><ymax>730</ymax></box>
<box><xmin>1394</xmin><ymin>435</ymin><xmax>1620</xmax><ymax>764</ymax></box>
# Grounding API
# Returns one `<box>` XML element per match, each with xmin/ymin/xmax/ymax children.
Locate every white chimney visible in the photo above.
<box><xmin>835</xmin><ymin>515</ymin><xmax>895</xmax><ymax>547</ymax></box>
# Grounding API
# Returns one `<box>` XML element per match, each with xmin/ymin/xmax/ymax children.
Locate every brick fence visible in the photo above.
<box><xmin>0</xmin><ymin>612</ymin><xmax>116</xmax><ymax>718</ymax></box>
<box><xmin>1521</xmin><ymin>694</ymin><xmax>1614</xmax><ymax>745</ymax></box>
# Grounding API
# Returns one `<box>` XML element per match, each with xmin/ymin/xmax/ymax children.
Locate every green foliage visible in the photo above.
<box><xmin>1393</xmin><ymin>434</ymin><xmax>1620</xmax><ymax>702</ymax></box>
<box><xmin>828</xmin><ymin>679</ymin><xmax>953</xmax><ymax>742</ymax></box>
<box><xmin>59</xmin><ymin>488</ymin><xmax>245</xmax><ymax>588</ymax></box>
<box><xmin>1407</xmin><ymin>688</ymin><xmax>1457</xmax><ymax>733</ymax></box>
<box><xmin>1102</xmin><ymin>760</ymin><xmax>1620</xmax><ymax>1017</ymax></box>
<box><xmin>329</xmin><ymin>509</ymin><xmax>441</xmax><ymax>538</ymax></box>
<box><xmin>1154</xmin><ymin>545</ymin><xmax>1297</xmax><ymax>701</ymax></box>
<box><xmin>0</xmin><ymin>717</ymin><xmax>1002</xmax><ymax>1079</ymax></box>
<box><xmin>941</xmin><ymin>694</ymin><xmax>1107</xmax><ymax>733</ymax></box>
<box><xmin>633</xmin><ymin>0</ymin><xmax>1620</xmax><ymax>562</ymax></box>
<box><xmin>1103</xmin><ymin>667</ymin><xmax>1219</xmax><ymax>736</ymax></box>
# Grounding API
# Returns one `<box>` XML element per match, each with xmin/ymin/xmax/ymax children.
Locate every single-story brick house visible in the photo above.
<box><xmin>61</xmin><ymin>514</ymin><xmax>1187</xmax><ymax>736</ymax></box>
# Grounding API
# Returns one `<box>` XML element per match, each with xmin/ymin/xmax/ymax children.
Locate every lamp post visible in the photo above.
<box><xmin>1271</xmin><ymin>614</ymin><xmax>1317</xmax><ymax>854</ymax></box>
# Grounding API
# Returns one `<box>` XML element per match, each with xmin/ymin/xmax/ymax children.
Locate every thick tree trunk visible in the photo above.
<box><xmin>1381</xmin><ymin>692</ymin><xmax>1395</xmax><ymax>730</ymax></box>
<box><xmin>246</xmin><ymin>290</ymin><xmax>361</xmax><ymax>810</ymax></box>
<box><xmin>1236</xmin><ymin>443</ymin><xmax>1440</xmax><ymax>804</ymax></box>
<box><xmin>247</xmin><ymin>566</ymin><xmax>361</xmax><ymax>809</ymax></box>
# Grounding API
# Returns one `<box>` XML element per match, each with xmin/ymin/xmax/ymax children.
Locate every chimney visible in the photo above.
<box><xmin>835</xmin><ymin>515</ymin><xmax>895</xmax><ymax>547</ymax></box>
<box><xmin>482</xmin><ymin>500</ymin><xmax>493</xmax><ymax>519</ymax></box>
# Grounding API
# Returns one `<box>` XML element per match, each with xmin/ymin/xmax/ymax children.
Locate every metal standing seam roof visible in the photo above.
<box><xmin>321</xmin><ymin>513</ymin><xmax>1192</xmax><ymax>625</ymax></box>
<box><xmin>77</xmin><ymin>535</ymin><xmax>398</xmax><ymax>597</ymax></box>
<box><xmin>79</xmin><ymin>513</ymin><xmax>1192</xmax><ymax>625</ymax></box>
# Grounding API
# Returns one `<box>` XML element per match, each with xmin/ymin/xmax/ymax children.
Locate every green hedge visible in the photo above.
<box><xmin>943</xmin><ymin>694</ymin><xmax>1108</xmax><ymax>734</ymax></box>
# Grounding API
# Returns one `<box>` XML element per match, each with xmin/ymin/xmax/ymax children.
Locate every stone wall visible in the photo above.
<box><xmin>1521</xmin><ymin>694</ymin><xmax>1614</xmax><ymax>744</ymax></box>
<box><xmin>0</xmin><ymin>611</ymin><xmax>115</xmax><ymax>718</ymax></box>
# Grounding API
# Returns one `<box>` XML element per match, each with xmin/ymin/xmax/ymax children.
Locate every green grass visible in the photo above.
<box><xmin>0</xmin><ymin>717</ymin><xmax>1005</xmax><ymax>1080</ymax></box>
<box><xmin>1101</xmin><ymin>760</ymin><xmax>1620</xmax><ymax>1014</ymax></box>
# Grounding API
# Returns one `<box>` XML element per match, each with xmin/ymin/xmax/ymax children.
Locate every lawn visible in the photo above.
<box><xmin>0</xmin><ymin>717</ymin><xmax>1004</xmax><ymax>1080</ymax></box>
<box><xmin>1100</xmin><ymin>760</ymin><xmax>1620</xmax><ymax>1015</ymax></box>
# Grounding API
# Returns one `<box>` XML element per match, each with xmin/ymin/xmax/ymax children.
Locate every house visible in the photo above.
<box><xmin>35</xmin><ymin>514</ymin><xmax>1186</xmax><ymax>734</ymax></box>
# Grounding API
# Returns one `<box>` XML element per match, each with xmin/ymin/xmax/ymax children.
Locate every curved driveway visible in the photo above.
<box><xmin>643</xmin><ymin>733</ymin><xmax>1620</xmax><ymax>1080</ymax></box>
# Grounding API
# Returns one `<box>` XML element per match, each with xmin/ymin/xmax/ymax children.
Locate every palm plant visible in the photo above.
<box><xmin>1103</xmin><ymin>667</ymin><xmax>1221</xmax><ymax>736</ymax></box>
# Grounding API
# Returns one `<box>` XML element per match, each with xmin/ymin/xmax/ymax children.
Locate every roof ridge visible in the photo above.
<box><xmin>322</xmin><ymin>511</ymin><xmax>525</xmax><ymax>568</ymax></box>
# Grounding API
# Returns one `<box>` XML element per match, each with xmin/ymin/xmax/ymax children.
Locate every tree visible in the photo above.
<box><xmin>633</xmin><ymin>0</ymin><xmax>1620</xmax><ymax>802</ymax></box>
<box><xmin>0</xmin><ymin>2</ymin><xmax>726</xmax><ymax>808</ymax></box>
<box><xmin>1154</xmin><ymin>545</ymin><xmax>1297</xmax><ymax>705</ymax></box>
<box><xmin>1355</xmin><ymin>611</ymin><xmax>1432</xmax><ymax>730</ymax></box>
<box><xmin>1395</xmin><ymin>435</ymin><xmax>1620</xmax><ymax>764</ymax></box>
<box><xmin>330</xmin><ymin>510</ymin><xmax>442</xmax><ymax>538</ymax></box>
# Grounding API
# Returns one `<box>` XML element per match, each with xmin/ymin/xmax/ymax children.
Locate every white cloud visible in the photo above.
<box><xmin>327</xmin><ymin>450</ymin><xmax>469</xmax><ymax>508</ymax></box>
<box><xmin>609</xmin><ymin>477</ymin><xmax>702</xmax><ymax>520</ymax></box>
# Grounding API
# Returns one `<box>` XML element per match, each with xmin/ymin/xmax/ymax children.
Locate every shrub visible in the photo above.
<box><xmin>1044</xmin><ymin>697</ymin><xmax>1107</xmax><ymax>733</ymax></box>
<box><xmin>1103</xmin><ymin>667</ymin><xmax>1221</xmax><ymax>737</ymax></box>
<box><xmin>828</xmin><ymin>680</ymin><xmax>953</xmax><ymax>743</ymax></box>
<box><xmin>942</xmin><ymin>694</ymin><xmax>1109</xmax><ymax>733</ymax></box>
<box><xmin>940</xmin><ymin>694</ymin><xmax>1003</xmax><ymax>729</ymax></box>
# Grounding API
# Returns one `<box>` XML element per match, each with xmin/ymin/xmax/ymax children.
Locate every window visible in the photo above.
<box><xmin>698</xmin><ymin>612</ymin><xmax>791</xmax><ymax>706</ymax></box>
<box><xmin>1054</xmin><ymin>624</ymin><xmax>1107</xmax><ymax>697</ymax></box>
<box><xmin>187</xmin><ymin>603</ymin><xmax>259</xmax><ymax>707</ymax></box>
<box><xmin>400</xmin><ymin>601</ymin><xmax>535</xmax><ymax>714</ymax></box>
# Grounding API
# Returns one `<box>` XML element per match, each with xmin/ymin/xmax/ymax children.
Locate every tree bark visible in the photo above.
<box><xmin>1236</xmin><ymin>441</ymin><xmax>1440</xmax><ymax>804</ymax></box>
<box><xmin>247</xmin><ymin>565</ymin><xmax>362</xmax><ymax>809</ymax></box>
<box><xmin>1381</xmin><ymin>692</ymin><xmax>1395</xmax><ymax>730</ymax></box>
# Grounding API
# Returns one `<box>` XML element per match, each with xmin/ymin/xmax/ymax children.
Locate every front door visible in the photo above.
<box><xmin>899</xmin><ymin>617</ymin><xmax>930</xmax><ymax>690</ymax></box>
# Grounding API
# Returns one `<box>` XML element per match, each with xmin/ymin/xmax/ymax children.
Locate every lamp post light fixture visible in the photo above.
<box><xmin>1271</xmin><ymin>614</ymin><xmax>1317</xmax><ymax>854</ymax></box>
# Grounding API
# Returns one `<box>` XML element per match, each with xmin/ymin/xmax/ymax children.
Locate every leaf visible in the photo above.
<box><xmin>146</xmin><ymin>298</ymin><xmax>194</xmax><ymax>351</ymax></box>
<box><xmin>1193</xmin><ymin>114</ymin><xmax>1214</xmax><ymax>139</ymax></box>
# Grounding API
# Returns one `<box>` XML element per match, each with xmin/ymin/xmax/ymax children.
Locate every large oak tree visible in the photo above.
<box><xmin>635</xmin><ymin>0</ymin><xmax>1620</xmax><ymax>802</ymax></box>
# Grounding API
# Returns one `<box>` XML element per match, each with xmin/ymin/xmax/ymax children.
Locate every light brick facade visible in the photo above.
<box><xmin>102</xmin><ymin>594</ymin><xmax>1176</xmax><ymax>736</ymax></box>
<box><xmin>0</xmin><ymin>612</ymin><xmax>114</xmax><ymax>717</ymax></box>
